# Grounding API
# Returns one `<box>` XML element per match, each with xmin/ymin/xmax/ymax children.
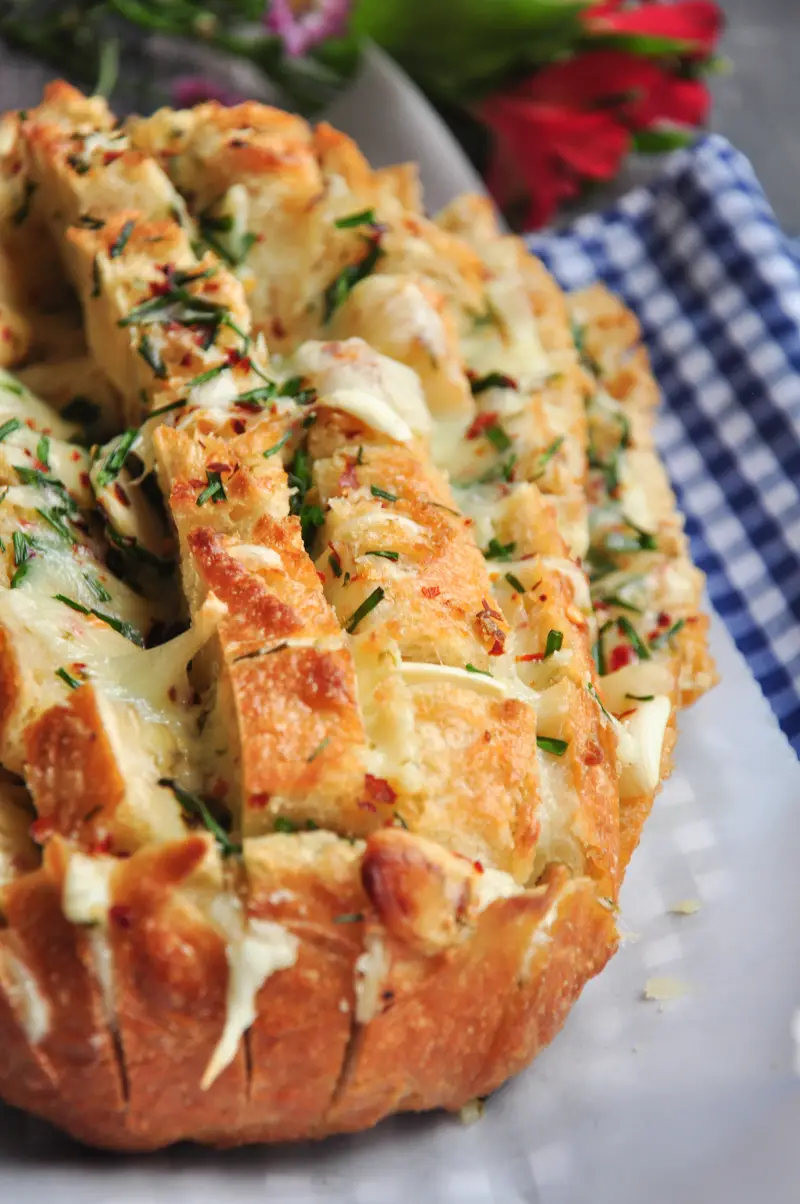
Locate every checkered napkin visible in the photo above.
<box><xmin>529</xmin><ymin>134</ymin><xmax>800</xmax><ymax>755</ymax></box>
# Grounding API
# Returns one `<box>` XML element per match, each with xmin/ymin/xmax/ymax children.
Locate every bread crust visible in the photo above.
<box><xmin>0</xmin><ymin>82</ymin><xmax>715</xmax><ymax>1153</ymax></box>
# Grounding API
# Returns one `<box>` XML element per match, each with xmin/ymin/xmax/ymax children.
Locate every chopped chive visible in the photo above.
<box><xmin>196</xmin><ymin>469</ymin><xmax>226</xmax><ymax>506</ymax></box>
<box><xmin>483</xmin><ymin>538</ymin><xmax>516</xmax><ymax>561</ymax></box>
<box><xmin>597</xmin><ymin>594</ymin><xmax>642</xmax><ymax>614</ymax></box>
<box><xmin>475</xmin><ymin>453</ymin><xmax>516</xmax><ymax>485</ymax></box>
<box><xmin>95</xmin><ymin>428</ymin><xmax>138</xmax><ymax>488</ymax></box>
<box><xmin>587</xmin><ymin>681</ymin><xmax>613</xmax><ymax>722</ymax></box>
<box><xmin>393</xmin><ymin>811</ymin><xmax>409</xmax><ymax>829</ymax></box>
<box><xmin>626</xmin><ymin>692</ymin><xmax>655</xmax><ymax>702</ymax></box>
<box><xmin>370</xmin><ymin>485</ymin><xmax>397</xmax><ymax>502</ymax></box>
<box><xmin>333</xmin><ymin>912</ymin><xmax>365</xmax><ymax>924</ymax></box>
<box><xmin>544</xmin><ymin>629</ymin><xmax>564</xmax><ymax>658</ymax></box>
<box><xmin>233</xmin><ymin>641</ymin><xmax>289</xmax><ymax>663</ymax></box>
<box><xmin>533</xmin><ymin>435</ymin><xmax>565</xmax><ymax>479</ymax></box>
<box><xmin>235</xmin><ymin>383</ymin><xmax>280</xmax><ymax>406</ymax></box>
<box><xmin>345</xmin><ymin>586</ymin><xmax>385</xmax><ymax>634</ymax></box>
<box><xmin>76</xmin><ymin>213</ymin><xmax>105</xmax><ymax>230</ymax></box>
<box><xmin>56</xmin><ymin>667</ymin><xmax>81</xmax><ymax>689</ymax></box>
<box><xmin>84</xmin><ymin>573</ymin><xmax>112</xmax><ymax>603</ymax></box>
<box><xmin>366</xmin><ymin>550</ymin><xmax>399</xmax><ymax>562</ymax></box>
<box><xmin>625</xmin><ymin>517</ymin><xmax>658</xmax><ymax>551</ymax></box>
<box><xmin>273</xmin><ymin>817</ymin><xmax>297</xmax><ymax>834</ymax></box>
<box><xmin>307</xmin><ymin>736</ymin><xmax>330</xmax><ymax>763</ymax></box>
<box><xmin>263</xmin><ymin>430</ymin><xmax>291</xmax><ymax>459</ymax></box>
<box><xmin>146</xmin><ymin>399</ymin><xmax>187</xmax><ymax>422</ymax></box>
<box><xmin>649</xmin><ymin>618</ymin><xmax>685</xmax><ymax>649</ymax></box>
<box><xmin>61</xmin><ymin>396</ymin><xmax>100</xmax><ymax>425</ymax></box>
<box><xmin>35</xmin><ymin>507</ymin><xmax>73</xmax><ymax>542</ymax></box>
<box><xmin>537</xmin><ymin>735</ymin><xmax>568</xmax><ymax>756</ymax></box>
<box><xmin>14</xmin><ymin>465</ymin><xmax>77</xmax><ymax>511</ymax></box>
<box><xmin>485</xmin><ymin>423</ymin><xmax>512</xmax><ymax>452</ymax></box>
<box><xmin>505</xmin><ymin>571</ymin><xmax>525</xmax><ymax>594</ymax></box>
<box><xmin>138</xmin><ymin>333</ymin><xmax>167</xmax><ymax>379</ymax></box>
<box><xmin>188</xmin><ymin>363</ymin><xmax>226</xmax><ymax>386</ymax></box>
<box><xmin>465</xmin><ymin>663</ymin><xmax>492</xmax><ymax>677</ymax></box>
<box><xmin>328</xmin><ymin>548</ymin><xmax>343</xmax><ymax>577</ymax></box>
<box><xmin>109</xmin><ymin>220</ymin><xmax>134</xmax><ymax>260</ymax></box>
<box><xmin>53</xmin><ymin>594</ymin><xmax>144</xmax><ymax>646</ymax></box>
<box><xmin>159</xmin><ymin>778</ymin><xmax>241</xmax><ymax>857</ymax></box>
<box><xmin>9</xmin><ymin>561</ymin><xmax>30</xmax><ymax>588</ymax></box>
<box><xmin>470</xmin><ymin>372</ymin><xmax>518</xmax><ymax>395</ymax></box>
<box><xmin>91</xmin><ymin>255</ymin><xmax>102</xmax><ymax>298</ymax></box>
<box><xmin>323</xmin><ymin>234</ymin><xmax>385</xmax><ymax>322</ymax></box>
<box><xmin>334</xmin><ymin>208</ymin><xmax>376</xmax><ymax>229</ymax></box>
<box><xmin>12</xmin><ymin>180</ymin><xmax>36</xmax><ymax>226</ymax></box>
<box><xmin>35</xmin><ymin>435</ymin><xmax>50</xmax><ymax>468</ymax></box>
<box><xmin>0</xmin><ymin>418</ymin><xmax>21</xmax><ymax>443</ymax></box>
<box><xmin>593</xmin><ymin>619</ymin><xmax>614</xmax><ymax>676</ymax></box>
<box><xmin>356</xmin><ymin>445</ymin><xmax>364</xmax><ymax>465</ymax></box>
<box><xmin>617</xmin><ymin>615</ymin><xmax>651</xmax><ymax>660</ymax></box>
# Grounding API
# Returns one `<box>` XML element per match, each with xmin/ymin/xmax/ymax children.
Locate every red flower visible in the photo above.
<box><xmin>584</xmin><ymin>1</ymin><xmax>723</xmax><ymax>57</ymax></box>
<box><xmin>481</xmin><ymin>49</ymin><xmax>711</xmax><ymax>229</ymax></box>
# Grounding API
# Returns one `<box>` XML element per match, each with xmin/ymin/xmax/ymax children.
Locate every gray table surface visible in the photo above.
<box><xmin>0</xmin><ymin>0</ymin><xmax>798</xmax><ymax>233</ymax></box>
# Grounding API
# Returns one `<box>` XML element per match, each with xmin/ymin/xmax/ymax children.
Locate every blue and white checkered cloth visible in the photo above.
<box><xmin>529</xmin><ymin>134</ymin><xmax>800</xmax><ymax>756</ymax></box>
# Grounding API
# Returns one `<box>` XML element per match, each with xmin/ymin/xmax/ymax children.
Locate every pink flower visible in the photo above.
<box><xmin>265</xmin><ymin>0</ymin><xmax>351</xmax><ymax>58</ymax></box>
<box><xmin>171</xmin><ymin>76</ymin><xmax>246</xmax><ymax>109</ymax></box>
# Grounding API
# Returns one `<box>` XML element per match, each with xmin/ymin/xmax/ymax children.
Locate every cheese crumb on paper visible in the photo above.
<box><xmin>643</xmin><ymin>976</ymin><xmax>690</xmax><ymax>1003</ymax></box>
<box><xmin>459</xmin><ymin>1098</ymin><xmax>485</xmax><ymax>1126</ymax></box>
<box><xmin>669</xmin><ymin>899</ymin><xmax>702</xmax><ymax>916</ymax></box>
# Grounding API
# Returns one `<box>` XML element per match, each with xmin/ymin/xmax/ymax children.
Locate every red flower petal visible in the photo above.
<box><xmin>584</xmin><ymin>1</ymin><xmax>723</xmax><ymax>55</ymax></box>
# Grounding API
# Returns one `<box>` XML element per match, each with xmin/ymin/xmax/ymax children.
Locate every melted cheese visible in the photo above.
<box><xmin>188</xmin><ymin>370</ymin><xmax>241</xmax><ymax>411</ymax></box>
<box><xmin>353</xmin><ymin>933</ymin><xmax>389</xmax><ymax>1024</ymax></box>
<box><xmin>228</xmin><ymin>544</ymin><xmax>283</xmax><ymax>570</ymax></box>
<box><xmin>202</xmin><ymin>896</ymin><xmax>299</xmax><ymax>1089</ymax></box>
<box><xmin>0</xmin><ymin>369</ymin><xmax>78</xmax><ymax>441</ymax></box>
<box><xmin>472</xmin><ymin>866</ymin><xmax>523</xmax><ymax>913</ymax></box>
<box><xmin>616</xmin><ymin>695</ymin><xmax>672</xmax><ymax>796</ymax></box>
<box><xmin>0</xmin><ymin>949</ymin><xmax>51</xmax><ymax>1043</ymax></box>
<box><xmin>318</xmin><ymin>388</ymin><xmax>414</xmax><ymax>444</ymax></box>
<box><xmin>461</xmin><ymin>273</ymin><xmax>550</xmax><ymax>389</ymax></box>
<box><xmin>62</xmin><ymin>852</ymin><xmax>115</xmax><ymax>924</ymax></box>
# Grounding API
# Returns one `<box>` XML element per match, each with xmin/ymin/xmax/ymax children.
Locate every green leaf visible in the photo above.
<box><xmin>633</xmin><ymin>129</ymin><xmax>695</xmax><ymax>155</ymax></box>
<box><xmin>353</xmin><ymin>0</ymin><xmax>590</xmax><ymax>101</ymax></box>
<box><xmin>537</xmin><ymin>735</ymin><xmax>568</xmax><ymax>756</ymax></box>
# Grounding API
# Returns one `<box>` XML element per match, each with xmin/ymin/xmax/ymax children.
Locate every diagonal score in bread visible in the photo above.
<box><xmin>0</xmin><ymin>81</ymin><xmax>715</xmax><ymax>1149</ymax></box>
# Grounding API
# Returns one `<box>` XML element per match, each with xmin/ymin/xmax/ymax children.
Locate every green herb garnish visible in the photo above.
<box><xmin>273</xmin><ymin>816</ymin><xmax>297</xmax><ymax>834</ymax></box>
<box><xmin>138</xmin><ymin>333</ymin><xmax>167</xmax><ymax>379</ymax></box>
<box><xmin>12</xmin><ymin>180</ymin><xmax>36</xmax><ymax>226</ymax></box>
<box><xmin>96</xmin><ymin>429</ymin><xmax>138</xmax><ymax>488</ymax></box>
<box><xmin>53</xmin><ymin>594</ymin><xmax>144</xmax><ymax>646</ymax></box>
<box><xmin>370</xmin><ymin>485</ymin><xmax>397</xmax><ymax>502</ymax></box>
<box><xmin>35</xmin><ymin>435</ymin><xmax>50</xmax><ymax>468</ymax></box>
<box><xmin>617</xmin><ymin>615</ymin><xmax>651</xmax><ymax>660</ymax></box>
<box><xmin>537</xmin><ymin>735</ymin><xmax>568</xmax><ymax>756</ymax></box>
<box><xmin>366</xmin><ymin>550</ymin><xmax>399</xmax><ymax>562</ymax></box>
<box><xmin>307</xmin><ymin>737</ymin><xmax>330</xmax><ymax>763</ymax></box>
<box><xmin>56</xmin><ymin>667</ymin><xmax>81</xmax><ymax>689</ymax></box>
<box><xmin>335</xmin><ymin>208</ymin><xmax>376</xmax><ymax>229</ymax></box>
<box><xmin>649</xmin><ymin>618</ymin><xmax>685</xmax><ymax>649</ymax></box>
<box><xmin>465</xmin><ymin>663</ymin><xmax>492</xmax><ymax>677</ymax></box>
<box><xmin>345</xmin><ymin>586</ymin><xmax>384</xmax><ymax>634</ymax></box>
<box><xmin>323</xmin><ymin>235</ymin><xmax>385</xmax><ymax>322</ymax></box>
<box><xmin>35</xmin><ymin>507</ymin><xmax>73</xmax><ymax>542</ymax></box>
<box><xmin>544</xmin><ymin>629</ymin><xmax>564</xmax><ymax>658</ymax></box>
<box><xmin>0</xmin><ymin>418</ymin><xmax>22</xmax><ymax>443</ymax></box>
<box><xmin>159</xmin><ymin>778</ymin><xmax>241</xmax><ymax>857</ymax></box>
<box><xmin>109</xmin><ymin>219</ymin><xmax>135</xmax><ymax>259</ymax></box>
<box><xmin>505</xmin><ymin>571</ymin><xmax>525</xmax><ymax>594</ymax></box>
<box><xmin>470</xmin><ymin>372</ymin><xmax>517</xmax><ymax>395</ymax></box>
<box><xmin>483</xmin><ymin>538</ymin><xmax>516</xmax><ymax>561</ymax></box>
<box><xmin>533</xmin><ymin>435</ymin><xmax>565</xmax><ymax>480</ymax></box>
<box><xmin>626</xmin><ymin>692</ymin><xmax>655</xmax><ymax>702</ymax></box>
<box><xmin>333</xmin><ymin>912</ymin><xmax>365</xmax><ymax>924</ymax></box>
<box><xmin>485</xmin><ymin>423</ymin><xmax>512</xmax><ymax>452</ymax></box>
<box><xmin>597</xmin><ymin>594</ymin><xmax>642</xmax><ymax>614</ymax></box>
<box><xmin>263</xmin><ymin>430</ymin><xmax>291</xmax><ymax>459</ymax></box>
<box><xmin>196</xmin><ymin>470</ymin><xmax>226</xmax><ymax>506</ymax></box>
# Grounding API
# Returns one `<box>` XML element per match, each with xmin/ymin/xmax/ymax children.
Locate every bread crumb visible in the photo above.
<box><xmin>459</xmin><ymin>1098</ymin><xmax>485</xmax><ymax>1126</ymax></box>
<box><xmin>669</xmin><ymin>899</ymin><xmax>701</xmax><ymax>916</ymax></box>
<box><xmin>643</xmin><ymin>976</ymin><xmax>690</xmax><ymax>1002</ymax></box>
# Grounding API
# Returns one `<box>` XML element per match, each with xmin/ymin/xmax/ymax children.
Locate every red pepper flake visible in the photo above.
<box><xmin>608</xmin><ymin>643</ymin><xmax>636</xmax><ymax>672</ymax></box>
<box><xmin>88</xmin><ymin>834</ymin><xmax>113</xmax><ymax>854</ymax></box>
<box><xmin>358</xmin><ymin>800</ymin><xmax>377</xmax><ymax>813</ymax></box>
<box><xmin>210</xmin><ymin>779</ymin><xmax>229</xmax><ymax>799</ymax></box>
<box><xmin>483</xmin><ymin>730</ymin><xmax>492</xmax><ymax>743</ymax></box>
<box><xmin>421</xmin><ymin>585</ymin><xmax>441</xmax><ymax>599</ymax></box>
<box><xmin>188</xmin><ymin>477</ymin><xmax>206</xmax><ymax>489</ymax></box>
<box><xmin>317</xmin><ymin>570</ymin><xmax>326</xmax><ymax>584</ymax></box>
<box><xmin>226</xmin><ymin>348</ymin><xmax>250</xmax><ymax>371</ymax></box>
<box><xmin>180</xmin><ymin>352</ymin><xmax>193</xmax><ymax>367</ymax></box>
<box><xmin>338</xmin><ymin>458</ymin><xmax>359</xmax><ymax>490</ymax></box>
<box><xmin>236</xmin><ymin>400</ymin><xmax>263</xmax><ymax>413</ymax></box>
<box><xmin>167</xmin><ymin>685</ymin><xmax>177</xmax><ymax>702</ymax></box>
<box><xmin>249</xmin><ymin>792</ymin><xmax>271</xmax><ymax>810</ymax></box>
<box><xmin>109</xmin><ymin>905</ymin><xmax>132</xmax><ymax>929</ymax></box>
<box><xmin>113</xmin><ymin>481</ymin><xmax>131</xmax><ymax>508</ymax></box>
<box><xmin>29</xmin><ymin>817</ymin><xmax>55</xmax><ymax>844</ymax></box>
<box><xmin>582</xmin><ymin>739</ymin><xmax>604</xmax><ymax>767</ymax></box>
<box><xmin>79</xmin><ymin>471</ymin><xmax>91</xmax><ymax>489</ymax></box>
<box><xmin>231</xmin><ymin>418</ymin><xmax>246</xmax><ymax>435</ymax></box>
<box><xmin>70</xmin><ymin>449</ymin><xmax>81</xmax><ymax>462</ymax></box>
<box><xmin>465</xmin><ymin>411</ymin><xmax>499</xmax><ymax>440</ymax></box>
<box><xmin>271</xmin><ymin>317</ymin><xmax>287</xmax><ymax>340</ymax></box>
<box><xmin>516</xmin><ymin>652</ymin><xmax>544</xmax><ymax>662</ymax></box>
<box><xmin>103</xmin><ymin>150</ymin><xmax>123</xmax><ymax>165</ymax></box>
<box><xmin>206</xmin><ymin>461</ymin><xmax>231</xmax><ymax>473</ymax></box>
<box><xmin>364</xmin><ymin>774</ymin><xmax>397</xmax><ymax>805</ymax></box>
<box><xmin>616</xmin><ymin>708</ymin><xmax>636</xmax><ymax>720</ymax></box>
<box><xmin>473</xmin><ymin>859</ymin><xmax>484</xmax><ymax>874</ymax></box>
<box><xmin>476</xmin><ymin>598</ymin><xmax>506</xmax><ymax>656</ymax></box>
<box><xmin>657</xmin><ymin>611</ymin><xmax>672</xmax><ymax>628</ymax></box>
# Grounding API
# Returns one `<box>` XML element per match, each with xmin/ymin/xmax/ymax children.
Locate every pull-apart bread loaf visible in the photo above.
<box><xmin>0</xmin><ymin>83</ymin><xmax>715</xmax><ymax>1150</ymax></box>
